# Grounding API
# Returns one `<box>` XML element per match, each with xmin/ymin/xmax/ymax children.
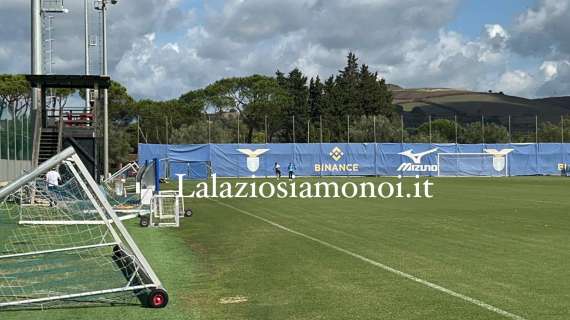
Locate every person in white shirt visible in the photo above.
<box><xmin>274</xmin><ymin>162</ymin><xmax>281</xmax><ymax>179</ymax></box>
<box><xmin>46</xmin><ymin>169</ymin><xmax>62</xmax><ymax>188</ymax></box>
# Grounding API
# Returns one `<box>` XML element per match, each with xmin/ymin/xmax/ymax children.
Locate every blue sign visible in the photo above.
<box><xmin>138</xmin><ymin>143</ymin><xmax>570</xmax><ymax>178</ymax></box>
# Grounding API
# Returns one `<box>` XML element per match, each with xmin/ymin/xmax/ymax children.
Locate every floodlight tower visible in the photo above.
<box><xmin>41</xmin><ymin>1</ymin><xmax>69</xmax><ymax>75</ymax></box>
<box><xmin>95</xmin><ymin>0</ymin><xmax>118</xmax><ymax>179</ymax></box>
<box><xmin>31</xmin><ymin>0</ymin><xmax>42</xmax><ymax>118</ymax></box>
<box><xmin>85</xmin><ymin>0</ymin><xmax>90</xmax><ymax>109</ymax></box>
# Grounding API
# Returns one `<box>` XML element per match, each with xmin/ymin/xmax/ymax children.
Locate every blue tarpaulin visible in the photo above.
<box><xmin>138</xmin><ymin>143</ymin><xmax>570</xmax><ymax>178</ymax></box>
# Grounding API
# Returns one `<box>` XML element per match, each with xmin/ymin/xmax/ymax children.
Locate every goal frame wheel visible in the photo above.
<box><xmin>146</xmin><ymin>288</ymin><xmax>169</xmax><ymax>308</ymax></box>
<box><xmin>112</xmin><ymin>245</ymin><xmax>124</xmax><ymax>258</ymax></box>
<box><xmin>139</xmin><ymin>215</ymin><xmax>150</xmax><ymax>227</ymax></box>
<box><xmin>184</xmin><ymin>208</ymin><xmax>193</xmax><ymax>218</ymax></box>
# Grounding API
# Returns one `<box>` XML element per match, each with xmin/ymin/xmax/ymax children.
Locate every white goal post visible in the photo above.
<box><xmin>437</xmin><ymin>153</ymin><xmax>510</xmax><ymax>177</ymax></box>
<box><xmin>0</xmin><ymin>147</ymin><xmax>169</xmax><ymax>310</ymax></box>
<box><xmin>102</xmin><ymin>162</ymin><xmax>140</xmax><ymax>197</ymax></box>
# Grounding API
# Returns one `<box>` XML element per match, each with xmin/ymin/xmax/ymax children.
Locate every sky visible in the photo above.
<box><xmin>1</xmin><ymin>0</ymin><xmax>570</xmax><ymax>100</ymax></box>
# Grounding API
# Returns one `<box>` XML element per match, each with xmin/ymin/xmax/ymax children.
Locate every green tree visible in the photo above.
<box><xmin>276</xmin><ymin>68</ymin><xmax>309</xmax><ymax>142</ymax></box>
<box><xmin>202</xmin><ymin>75</ymin><xmax>290</xmax><ymax>143</ymax></box>
<box><xmin>335</xmin><ymin>52</ymin><xmax>360</xmax><ymax>118</ymax></box>
<box><xmin>462</xmin><ymin>122</ymin><xmax>508</xmax><ymax>143</ymax></box>
<box><xmin>539</xmin><ymin>121</ymin><xmax>563</xmax><ymax>142</ymax></box>
<box><xmin>79</xmin><ymin>80</ymin><xmax>135</xmax><ymax>124</ymax></box>
<box><xmin>417</xmin><ymin>119</ymin><xmax>459</xmax><ymax>143</ymax></box>
<box><xmin>308</xmin><ymin>76</ymin><xmax>323</xmax><ymax>119</ymax></box>
<box><xmin>0</xmin><ymin>74</ymin><xmax>31</xmax><ymax>117</ymax></box>
<box><xmin>357</xmin><ymin>64</ymin><xmax>393</xmax><ymax>117</ymax></box>
<box><xmin>108</xmin><ymin>124</ymin><xmax>133</xmax><ymax>168</ymax></box>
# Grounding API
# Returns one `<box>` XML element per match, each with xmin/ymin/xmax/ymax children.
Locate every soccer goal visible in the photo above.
<box><xmin>0</xmin><ymin>147</ymin><xmax>168</xmax><ymax>310</ymax></box>
<box><xmin>162</xmin><ymin>159</ymin><xmax>212</xmax><ymax>180</ymax></box>
<box><xmin>102</xmin><ymin>162</ymin><xmax>140</xmax><ymax>198</ymax></box>
<box><xmin>149</xmin><ymin>193</ymin><xmax>181</xmax><ymax>228</ymax></box>
<box><xmin>437</xmin><ymin>153</ymin><xmax>509</xmax><ymax>177</ymax></box>
<box><xmin>139</xmin><ymin>173</ymin><xmax>193</xmax><ymax>228</ymax></box>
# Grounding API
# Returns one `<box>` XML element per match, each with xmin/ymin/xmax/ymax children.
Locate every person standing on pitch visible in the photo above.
<box><xmin>274</xmin><ymin>162</ymin><xmax>282</xmax><ymax>180</ymax></box>
<box><xmin>288</xmin><ymin>162</ymin><xmax>296</xmax><ymax>180</ymax></box>
<box><xmin>45</xmin><ymin>168</ymin><xmax>62</xmax><ymax>206</ymax></box>
<box><xmin>46</xmin><ymin>169</ymin><xmax>62</xmax><ymax>190</ymax></box>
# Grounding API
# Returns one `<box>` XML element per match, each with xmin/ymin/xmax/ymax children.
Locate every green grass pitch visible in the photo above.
<box><xmin>2</xmin><ymin>176</ymin><xmax>570</xmax><ymax>319</ymax></box>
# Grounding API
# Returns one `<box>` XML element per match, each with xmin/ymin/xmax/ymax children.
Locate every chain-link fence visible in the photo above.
<box><xmin>0</xmin><ymin>108</ymin><xmax>34</xmax><ymax>181</ymax></box>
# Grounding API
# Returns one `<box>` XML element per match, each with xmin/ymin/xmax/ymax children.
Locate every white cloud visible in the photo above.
<box><xmin>495</xmin><ymin>70</ymin><xmax>537</xmax><ymax>97</ymax></box>
<box><xmin>510</xmin><ymin>0</ymin><xmax>570</xmax><ymax>59</ymax></box>
<box><xmin>536</xmin><ymin>60</ymin><xmax>570</xmax><ymax>97</ymax></box>
<box><xmin>3</xmin><ymin>0</ymin><xmax>570</xmax><ymax>99</ymax></box>
<box><xmin>540</xmin><ymin>61</ymin><xmax>559</xmax><ymax>80</ymax></box>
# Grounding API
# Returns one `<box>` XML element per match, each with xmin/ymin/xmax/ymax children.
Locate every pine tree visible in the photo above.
<box><xmin>308</xmin><ymin>76</ymin><xmax>323</xmax><ymax>120</ymax></box>
<box><xmin>335</xmin><ymin>52</ymin><xmax>361</xmax><ymax>118</ymax></box>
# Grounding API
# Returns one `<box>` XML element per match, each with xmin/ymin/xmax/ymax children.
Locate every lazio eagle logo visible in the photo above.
<box><xmin>483</xmin><ymin>149</ymin><xmax>514</xmax><ymax>172</ymax></box>
<box><xmin>237</xmin><ymin>149</ymin><xmax>270</xmax><ymax>173</ymax></box>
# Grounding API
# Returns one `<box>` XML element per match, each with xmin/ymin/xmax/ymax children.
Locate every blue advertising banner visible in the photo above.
<box><xmin>138</xmin><ymin>143</ymin><xmax>570</xmax><ymax>178</ymax></box>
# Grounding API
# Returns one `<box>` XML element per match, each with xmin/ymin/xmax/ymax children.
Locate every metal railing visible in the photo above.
<box><xmin>46</xmin><ymin>106</ymin><xmax>96</xmax><ymax>128</ymax></box>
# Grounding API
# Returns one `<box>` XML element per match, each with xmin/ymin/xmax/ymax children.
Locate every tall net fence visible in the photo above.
<box><xmin>143</xmin><ymin>113</ymin><xmax>570</xmax><ymax>146</ymax></box>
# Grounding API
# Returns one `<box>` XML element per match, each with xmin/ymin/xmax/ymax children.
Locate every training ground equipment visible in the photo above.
<box><xmin>161</xmin><ymin>158</ymin><xmax>212</xmax><ymax>181</ymax></box>
<box><xmin>149</xmin><ymin>193</ymin><xmax>181</xmax><ymax>227</ymax></box>
<box><xmin>0</xmin><ymin>147</ymin><xmax>168</xmax><ymax>310</ymax></box>
<box><xmin>102</xmin><ymin>162</ymin><xmax>139</xmax><ymax>198</ymax></box>
<box><xmin>141</xmin><ymin>174</ymin><xmax>193</xmax><ymax>228</ymax></box>
<box><xmin>437</xmin><ymin>152</ymin><xmax>510</xmax><ymax>177</ymax></box>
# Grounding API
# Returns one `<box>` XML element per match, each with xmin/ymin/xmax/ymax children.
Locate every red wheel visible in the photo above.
<box><xmin>147</xmin><ymin>289</ymin><xmax>169</xmax><ymax>308</ymax></box>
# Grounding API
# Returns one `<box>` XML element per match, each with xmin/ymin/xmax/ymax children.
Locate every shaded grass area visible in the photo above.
<box><xmin>2</xmin><ymin>176</ymin><xmax>570</xmax><ymax>319</ymax></box>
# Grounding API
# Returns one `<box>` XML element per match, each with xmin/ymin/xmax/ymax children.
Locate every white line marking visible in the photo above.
<box><xmin>213</xmin><ymin>200</ymin><xmax>527</xmax><ymax>320</ymax></box>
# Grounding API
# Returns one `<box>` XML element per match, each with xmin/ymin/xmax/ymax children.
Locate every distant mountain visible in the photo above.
<box><xmin>391</xmin><ymin>87</ymin><xmax>570</xmax><ymax>127</ymax></box>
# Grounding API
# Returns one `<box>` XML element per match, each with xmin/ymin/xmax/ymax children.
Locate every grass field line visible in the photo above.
<box><xmin>212</xmin><ymin>200</ymin><xmax>527</xmax><ymax>320</ymax></box>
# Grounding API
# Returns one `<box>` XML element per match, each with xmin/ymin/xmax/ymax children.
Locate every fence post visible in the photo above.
<box><xmin>137</xmin><ymin>115</ymin><xmax>140</xmax><ymax>147</ymax></box>
<box><xmin>535</xmin><ymin>115</ymin><xmax>538</xmax><ymax>144</ymax></box>
<box><xmin>347</xmin><ymin>115</ymin><xmax>350</xmax><ymax>143</ymax></box>
<box><xmin>429</xmin><ymin>114</ymin><xmax>432</xmax><ymax>144</ymax></box>
<box><xmin>6</xmin><ymin>113</ymin><xmax>10</xmax><ymax>162</ymax></box>
<box><xmin>319</xmin><ymin>115</ymin><xmax>323</xmax><ymax>144</ymax></box>
<box><xmin>292</xmin><ymin>115</ymin><xmax>295</xmax><ymax>143</ymax></box>
<box><xmin>508</xmin><ymin>115</ymin><xmax>512</xmax><ymax>143</ymax></box>
<box><xmin>400</xmin><ymin>114</ymin><xmax>404</xmax><ymax>144</ymax></box>
<box><xmin>264</xmin><ymin>115</ymin><xmax>268</xmax><ymax>144</ymax></box>
<box><xmin>307</xmin><ymin>120</ymin><xmax>310</xmax><ymax>143</ymax></box>
<box><xmin>163</xmin><ymin>116</ymin><xmax>168</xmax><ymax>144</ymax></box>
<box><xmin>20</xmin><ymin>111</ymin><xmax>24</xmax><ymax>161</ymax></box>
<box><xmin>373</xmin><ymin>115</ymin><xmax>377</xmax><ymax>144</ymax></box>
<box><xmin>27</xmin><ymin>112</ymin><xmax>31</xmax><ymax>160</ymax></box>
<box><xmin>481</xmin><ymin>115</ymin><xmax>485</xmax><ymax>144</ymax></box>
<box><xmin>237</xmin><ymin>113</ymin><xmax>240</xmax><ymax>144</ymax></box>
<box><xmin>373</xmin><ymin>115</ymin><xmax>378</xmax><ymax>177</ymax></box>
<box><xmin>454</xmin><ymin>114</ymin><xmax>458</xmax><ymax>144</ymax></box>
<box><xmin>0</xmin><ymin>119</ymin><xmax>3</xmax><ymax>160</ymax></box>
<box><xmin>207</xmin><ymin>115</ymin><xmax>211</xmax><ymax>144</ymax></box>
<box><xmin>13</xmin><ymin>104</ymin><xmax>17</xmax><ymax>161</ymax></box>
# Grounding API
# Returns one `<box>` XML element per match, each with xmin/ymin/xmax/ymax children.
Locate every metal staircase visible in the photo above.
<box><xmin>37</xmin><ymin>104</ymin><xmax>64</xmax><ymax>164</ymax></box>
<box><xmin>38</xmin><ymin>129</ymin><xmax>59</xmax><ymax>164</ymax></box>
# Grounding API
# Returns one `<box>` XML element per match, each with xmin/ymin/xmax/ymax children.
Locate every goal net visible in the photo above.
<box><xmin>162</xmin><ymin>159</ymin><xmax>212</xmax><ymax>180</ymax></box>
<box><xmin>150</xmin><ymin>194</ymin><xmax>181</xmax><ymax>228</ymax></box>
<box><xmin>102</xmin><ymin>162</ymin><xmax>139</xmax><ymax>199</ymax></box>
<box><xmin>0</xmin><ymin>147</ymin><xmax>168</xmax><ymax>310</ymax></box>
<box><xmin>437</xmin><ymin>153</ymin><xmax>509</xmax><ymax>177</ymax></box>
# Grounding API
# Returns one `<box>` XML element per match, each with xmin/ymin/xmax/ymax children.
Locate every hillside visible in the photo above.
<box><xmin>392</xmin><ymin>88</ymin><xmax>570</xmax><ymax>127</ymax></box>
